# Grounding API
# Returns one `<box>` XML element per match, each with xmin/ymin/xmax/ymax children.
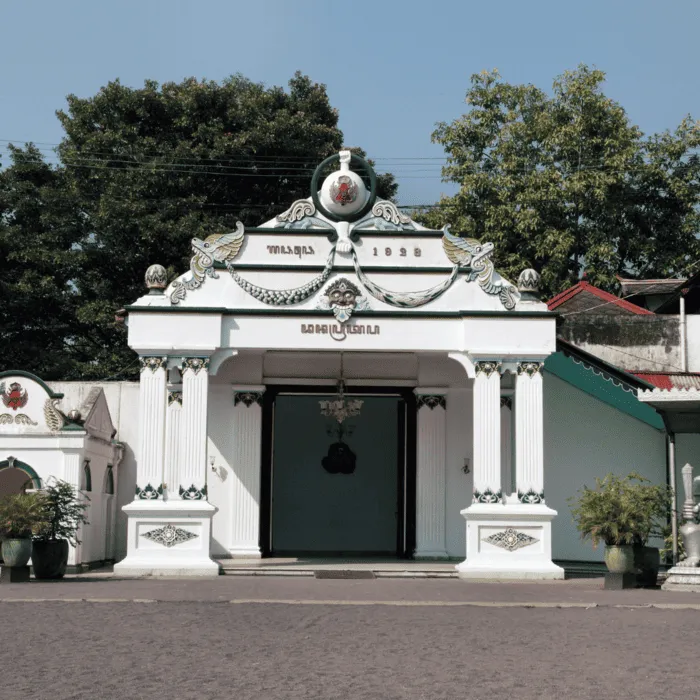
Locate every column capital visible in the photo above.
<box><xmin>180</xmin><ymin>357</ymin><xmax>210</xmax><ymax>374</ymax></box>
<box><xmin>516</xmin><ymin>361</ymin><xmax>544</xmax><ymax>377</ymax></box>
<box><xmin>139</xmin><ymin>356</ymin><xmax>168</xmax><ymax>373</ymax></box>
<box><xmin>474</xmin><ymin>360</ymin><xmax>502</xmax><ymax>377</ymax></box>
<box><xmin>414</xmin><ymin>388</ymin><xmax>447</xmax><ymax>411</ymax></box>
<box><xmin>233</xmin><ymin>385</ymin><xmax>266</xmax><ymax>408</ymax></box>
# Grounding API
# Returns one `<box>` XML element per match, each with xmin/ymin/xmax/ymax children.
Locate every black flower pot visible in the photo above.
<box><xmin>32</xmin><ymin>540</ymin><xmax>69</xmax><ymax>580</ymax></box>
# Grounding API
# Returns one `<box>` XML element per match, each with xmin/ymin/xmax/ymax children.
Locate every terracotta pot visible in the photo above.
<box><xmin>31</xmin><ymin>540</ymin><xmax>69</xmax><ymax>580</ymax></box>
<box><xmin>634</xmin><ymin>545</ymin><xmax>660</xmax><ymax>587</ymax></box>
<box><xmin>1</xmin><ymin>538</ymin><xmax>33</xmax><ymax>567</ymax></box>
<box><xmin>604</xmin><ymin>544</ymin><xmax>636</xmax><ymax>573</ymax></box>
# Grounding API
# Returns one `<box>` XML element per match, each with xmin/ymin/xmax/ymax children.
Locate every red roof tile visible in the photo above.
<box><xmin>547</xmin><ymin>281</ymin><xmax>653</xmax><ymax>315</ymax></box>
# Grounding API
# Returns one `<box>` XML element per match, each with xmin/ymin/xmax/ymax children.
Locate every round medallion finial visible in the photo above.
<box><xmin>311</xmin><ymin>151</ymin><xmax>377</xmax><ymax>222</ymax></box>
<box><xmin>67</xmin><ymin>409</ymin><xmax>81</xmax><ymax>422</ymax></box>
<box><xmin>145</xmin><ymin>264</ymin><xmax>168</xmax><ymax>294</ymax></box>
<box><xmin>518</xmin><ymin>268</ymin><xmax>541</xmax><ymax>301</ymax></box>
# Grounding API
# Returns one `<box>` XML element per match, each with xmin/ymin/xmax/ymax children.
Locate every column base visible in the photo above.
<box><xmin>455</xmin><ymin>503</ymin><xmax>564</xmax><ymax>580</ymax></box>
<box><xmin>227</xmin><ymin>547</ymin><xmax>262</xmax><ymax>559</ymax></box>
<box><xmin>113</xmin><ymin>499</ymin><xmax>220</xmax><ymax>577</ymax></box>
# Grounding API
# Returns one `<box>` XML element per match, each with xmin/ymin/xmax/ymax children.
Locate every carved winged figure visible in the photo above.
<box><xmin>441</xmin><ymin>226</ymin><xmax>516</xmax><ymax>309</ymax></box>
<box><xmin>170</xmin><ymin>222</ymin><xmax>245</xmax><ymax>304</ymax></box>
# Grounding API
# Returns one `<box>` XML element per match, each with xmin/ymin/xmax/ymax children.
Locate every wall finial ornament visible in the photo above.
<box><xmin>145</xmin><ymin>264</ymin><xmax>168</xmax><ymax>293</ymax></box>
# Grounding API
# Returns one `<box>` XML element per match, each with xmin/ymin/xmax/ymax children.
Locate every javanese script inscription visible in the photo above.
<box><xmin>267</xmin><ymin>245</ymin><xmax>315</xmax><ymax>258</ymax></box>
<box><xmin>301</xmin><ymin>323</ymin><xmax>380</xmax><ymax>342</ymax></box>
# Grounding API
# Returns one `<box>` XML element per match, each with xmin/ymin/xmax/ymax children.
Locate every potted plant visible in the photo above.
<box><xmin>0</xmin><ymin>492</ymin><xmax>48</xmax><ymax>568</ymax></box>
<box><xmin>569</xmin><ymin>472</ymin><xmax>671</xmax><ymax>577</ymax></box>
<box><xmin>32</xmin><ymin>478</ymin><xmax>89</xmax><ymax>579</ymax></box>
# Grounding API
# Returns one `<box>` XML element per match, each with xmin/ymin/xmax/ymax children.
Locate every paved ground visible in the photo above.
<box><xmin>2</xmin><ymin>577</ymin><xmax>700</xmax><ymax>699</ymax></box>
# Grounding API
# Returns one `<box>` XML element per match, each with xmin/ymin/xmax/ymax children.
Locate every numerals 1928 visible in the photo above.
<box><xmin>373</xmin><ymin>247</ymin><xmax>422</xmax><ymax>257</ymax></box>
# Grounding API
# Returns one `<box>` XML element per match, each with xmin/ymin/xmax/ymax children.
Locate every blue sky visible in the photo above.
<box><xmin>1</xmin><ymin>0</ymin><xmax>698</xmax><ymax>206</ymax></box>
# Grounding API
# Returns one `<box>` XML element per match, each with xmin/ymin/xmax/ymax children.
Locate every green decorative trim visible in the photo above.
<box><xmin>135</xmin><ymin>483</ymin><xmax>163</xmax><ymax>500</ymax></box>
<box><xmin>311</xmin><ymin>153</ymin><xmax>377</xmax><ymax>222</ymax></box>
<box><xmin>517</xmin><ymin>488</ymin><xmax>545</xmax><ymax>504</ymax></box>
<box><xmin>179</xmin><ymin>484</ymin><xmax>207</xmax><ymax>500</ymax></box>
<box><xmin>124</xmin><ymin>305</ymin><xmax>554</xmax><ymax>318</ymax></box>
<box><xmin>352</xmin><ymin>229</ymin><xmax>445</xmax><ymax>238</ymax></box>
<box><xmin>244</xmin><ymin>227</ymin><xmax>337</xmax><ymax>236</ymax></box>
<box><xmin>0</xmin><ymin>457</ymin><xmax>42</xmax><ymax>488</ymax></box>
<box><xmin>0</xmin><ymin>370</ymin><xmax>63</xmax><ymax>399</ymax></box>
<box><xmin>213</xmin><ymin>262</ymin><xmax>456</xmax><ymax>274</ymax></box>
<box><xmin>544</xmin><ymin>352</ymin><xmax>664</xmax><ymax>430</ymax></box>
<box><xmin>473</xmin><ymin>488</ymin><xmax>502</xmax><ymax>504</ymax></box>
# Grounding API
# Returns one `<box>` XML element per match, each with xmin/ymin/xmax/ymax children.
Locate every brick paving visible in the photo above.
<box><xmin>2</xmin><ymin>577</ymin><xmax>700</xmax><ymax>699</ymax></box>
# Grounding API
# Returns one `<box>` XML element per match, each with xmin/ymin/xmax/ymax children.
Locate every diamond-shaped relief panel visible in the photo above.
<box><xmin>483</xmin><ymin>528</ymin><xmax>539</xmax><ymax>552</ymax></box>
<box><xmin>142</xmin><ymin>524</ymin><xmax>197</xmax><ymax>548</ymax></box>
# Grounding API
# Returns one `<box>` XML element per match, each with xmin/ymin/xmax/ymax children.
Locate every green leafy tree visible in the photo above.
<box><xmin>0</xmin><ymin>145</ymin><xmax>85</xmax><ymax>377</ymax></box>
<box><xmin>422</xmin><ymin>66</ymin><xmax>700</xmax><ymax>296</ymax></box>
<box><xmin>53</xmin><ymin>72</ymin><xmax>395</xmax><ymax>379</ymax></box>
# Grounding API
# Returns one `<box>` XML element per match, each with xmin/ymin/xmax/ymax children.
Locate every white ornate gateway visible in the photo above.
<box><xmin>114</xmin><ymin>151</ymin><xmax>563</xmax><ymax>579</ymax></box>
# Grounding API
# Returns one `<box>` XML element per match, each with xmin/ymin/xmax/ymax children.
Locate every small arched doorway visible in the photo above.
<box><xmin>0</xmin><ymin>457</ymin><xmax>42</xmax><ymax>497</ymax></box>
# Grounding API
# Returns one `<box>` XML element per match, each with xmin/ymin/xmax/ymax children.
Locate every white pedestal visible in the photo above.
<box><xmin>455</xmin><ymin>503</ymin><xmax>564</xmax><ymax>580</ymax></box>
<box><xmin>661</xmin><ymin>565</ymin><xmax>700</xmax><ymax>590</ymax></box>
<box><xmin>114</xmin><ymin>500</ymin><xmax>219</xmax><ymax>577</ymax></box>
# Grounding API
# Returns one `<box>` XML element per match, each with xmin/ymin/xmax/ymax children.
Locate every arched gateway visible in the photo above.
<box><xmin>114</xmin><ymin>151</ymin><xmax>563</xmax><ymax>579</ymax></box>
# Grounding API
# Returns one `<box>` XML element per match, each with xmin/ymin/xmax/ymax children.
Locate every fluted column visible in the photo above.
<box><xmin>179</xmin><ymin>358</ymin><xmax>210</xmax><ymax>500</ymax></box>
<box><xmin>229</xmin><ymin>386</ymin><xmax>265</xmax><ymax>558</ymax></box>
<box><xmin>515</xmin><ymin>361</ymin><xmax>545</xmax><ymax>503</ymax></box>
<box><xmin>414</xmin><ymin>390</ymin><xmax>448</xmax><ymax>559</ymax></box>
<box><xmin>472</xmin><ymin>361</ymin><xmax>502</xmax><ymax>503</ymax></box>
<box><xmin>164</xmin><ymin>387</ymin><xmax>183</xmax><ymax>499</ymax></box>
<box><xmin>135</xmin><ymin>356</ymin><xmax>168</xmax><ymax>499</ymax></box>
<box><xmin>63</xmin><ymin>449</ymin><xmax>83</xmax><ymax>566</ymax></box>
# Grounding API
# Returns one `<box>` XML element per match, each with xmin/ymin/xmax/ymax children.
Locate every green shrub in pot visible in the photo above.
<box><xmin>569</xmin><ymin>472</ymin><xmax>671</xmax><ymax>578</ymax></box>
<box><xmin>32</xmin><ymin>478</ymin><xmax>89</xmax><ymax>579</ymax></box>
<box><xmin>0</xmin><ymin>492</ymin><xmax>49</xmax><ymax>568</ymax></box>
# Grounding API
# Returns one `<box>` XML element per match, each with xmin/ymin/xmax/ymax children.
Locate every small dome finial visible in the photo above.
<box><xmin>145</xmin><ymin>264</ymin><xmax>167</xmax><ymax>294</ymax></box>
<box><xmin>518</xmin><ymin>268</ymin><xmax>541</xmax><ymax>301</ymax></box>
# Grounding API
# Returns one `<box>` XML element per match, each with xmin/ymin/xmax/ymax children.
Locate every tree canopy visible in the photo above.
<box><xmin>421</xmin><ymin>66</ymin><xmax>700</xmax><ymax>296</ymax></box>
<box><xmin>1</xmin><ymin>72</ymin><xmax>396</xmax><ymax>380</ymax></box>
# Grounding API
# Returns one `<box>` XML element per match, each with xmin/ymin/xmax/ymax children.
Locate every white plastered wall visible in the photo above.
<box><xmin>543</xmin><ymin>372</ymin><xmax>666</xmax><ymax>562</ymax></box>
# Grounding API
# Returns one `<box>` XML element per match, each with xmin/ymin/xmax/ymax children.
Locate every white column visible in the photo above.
<box><xmin>179</xmin><ymin>358</ymin><xmax>210</xmax><ymax>500</ymax></box>
<box><xmin>136</xmin><ymin>356</ymin><xmax>168</xmax><ymax>499</ymax></box>
<box><xmin>472</xmin><ymin>361</ymin><xmax>502</xmax><ymax>503</ymax></box>
<box><xmin>514</xmin><ymin>362</ymin><xmax>545</xmax><ymax>503</ymax></box>
<box><xmin>414</xmin><ymin>390</ymin><xmax>448</xmax><ymax>560</ymax></box>
<box><xmin>164</xmin><ymin>386</ymin><xmax>183</xmax><ymax>499</ymax></box>
<box><xmin>229</xmin><ymin>386</ymin><xmax>265</xmax><ymax>558</ymax></box>
<box><xmin>500</xmin><ymin>396</ymin><xmax>513</xmax><ymax>497</ymax></box>
<box><xmin>63</xmin><ymin>449</ymin><xmax>83</xmax><ymax>566</ymax></box>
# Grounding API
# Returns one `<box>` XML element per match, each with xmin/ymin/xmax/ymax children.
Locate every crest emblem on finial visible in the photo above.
<box><xmin>330</xmin><ymin>175</ymin><xmax>358</xmax><ymax>206</ymax></box>
<box><xmin>0</xmin><ymin>382</ymin><xmax>28</xmax><ymax>411</ymax></box>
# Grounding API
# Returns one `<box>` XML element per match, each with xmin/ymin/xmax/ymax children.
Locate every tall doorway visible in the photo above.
<box><xmin>261</xmin><ymin>386</ymin><xmax>416</xmax><ymax>557</ymax></box>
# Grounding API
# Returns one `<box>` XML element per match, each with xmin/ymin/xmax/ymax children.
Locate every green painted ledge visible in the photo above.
<box><xmin>544</xmin><ymin>352</ymin><xmax>663</xmax><ymax>430</ymax></box>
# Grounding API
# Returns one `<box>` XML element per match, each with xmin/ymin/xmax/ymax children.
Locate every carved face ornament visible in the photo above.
<box><xmin>324</xmin><ymin>279</ymin><xmax>363</xmax><ymax>323</ymax></box>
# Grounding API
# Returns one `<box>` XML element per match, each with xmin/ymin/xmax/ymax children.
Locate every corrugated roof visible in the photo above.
<box><xmin>633</xmin><ymin>373</ymin><xmax>700</xmax><ymax>390</ymax></box>
<box><xmin>619</xmin><ymin>278</ymin><xmax>685</xmax><ymax>296</ymax></box>
<box><xmin>547</xmin><ymin>281</ymin><xmax>653</xmax><ymax>315</ymax></box>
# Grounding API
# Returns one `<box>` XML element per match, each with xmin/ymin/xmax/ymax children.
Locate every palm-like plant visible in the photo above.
<box><xmin>0</xmin><ymin>492</ymin><xmax>49</xmax><ymax>539</ymax></box>
<box><xmin>34</xmin><ymin>478</ymin><xmax>89</xmax><ymax>546</ymax></box>
<box><xmin>569</xmin><ymin>472</ymin><xmax>672</xmax><ymax>548</ymax></box>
